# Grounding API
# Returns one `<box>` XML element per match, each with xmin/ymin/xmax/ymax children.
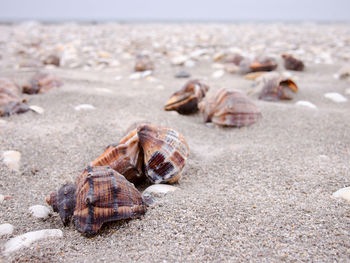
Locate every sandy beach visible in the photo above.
<box><xmin>0</xmin><ymin>22</ymin><xmax>350</xmax><ymax>262</ymax></box>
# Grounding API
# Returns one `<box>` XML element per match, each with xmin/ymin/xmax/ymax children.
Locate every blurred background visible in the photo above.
<box><xmin>1</xmin><ymin>0</ymin><xmax>350</xmax><ymax>22</ymax></box>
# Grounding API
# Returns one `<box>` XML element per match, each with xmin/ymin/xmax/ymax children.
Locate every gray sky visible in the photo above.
<box><xmin>1</xmin><ymin>0</ymin><xmax>350</xmax><ymax>22</ymax></box>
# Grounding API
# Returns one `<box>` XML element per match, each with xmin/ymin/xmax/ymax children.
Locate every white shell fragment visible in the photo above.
<box><xmin>171</xmin><ymin>56</ymin><xmax>188</xmax><ymax>66</ymax></box>
<box><xmin>2</xmin><ymin>151</ymin><xmax>21</xmax><ymax>172</ymax></box>
<box><xmin>29</xmin><ymin>105</ymin><xmax>44</xmax><ymax>114</ymax></box>
<box><xmin>345</xmin><ymin>88</ymin><xmax>350</xmax><ymax>95</ymax></box>
<box><xmin>0</xmin><ymin>223</ymin><xmax>14</xmax><ymax>236</ymax></box>
<box><xmin>212</xmin><ymin>70</ymin><xmax>225</xmax><ymax>79</ymax></box>
<box><xmin>4</xmin><ymin>229</ymin><xmax>63</xmax><ymax>255</ymax></box>
<box><xmin>324</xmin><ymin>92</ymin><xmax>348</xmax><ymax>103</ymax></box>
<box><xmin>29</xmin><ymin>205</ymin><xmax>51</xmax><ymax>219</ymax></box>
<box><xmin>333</xmin><ymin>187</ymin><xmax>350</xmax><ymax>201</ymax></box>
<box><xmin>295</xmin><ymin>101</ymin><xmax>317</xmax><ymax>109</ymax></box>
<box><xmin>74</xmin><ymin>104</ymin><xmax>96</xmax><ymax>111</ymax></box>
<box><xmin>143</xmin><ymin>184</ymin><xmax>179</xmax><ymax>198</ymax></box>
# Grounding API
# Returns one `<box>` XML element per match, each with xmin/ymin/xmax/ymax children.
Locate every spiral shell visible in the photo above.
<box><xmin>22</xmin><ymin>72</ymin><xmax>63</xmax><ymax>94</ymax></box>
<box><xmin>90</xmin><ymin>129</ymin><xmax>145</xmax><ymax>184</ymax></box>
<box><xmin>137</xmin><ymin>124</ymin><xmax>190</xmax><ymax>184</ymax></box>
<box><xmin>134</xmin><ymin>55</ymin><xmax>154</xmax><ymax>72</ymax></box>
<box><xmin>46</xmin><ymin>166</ymin><xmax>146</xmax><ymax>235</ymax></box>
<box><xmin>282</xmin><ymin>54</ymin><xmax>304</xmax><ymax>71</ymax></box>
<box><xmin>0</xmin><ymin>78</ymin><xmax>29</xmax><ymax>116</ymax></box>
<box><xmin>164</xmin><ymin>80</ymin><xmax>209</xmax><ymax>114</ymax></box>
<box><xmin>258</xmin><ymin>75</ymin><xmax>298</xmax><ymax>101</ymax></box>
<box><xmin>199</xmin><ymin>89</ymin><xmax>261</xmax><ymax>127</ymax></box>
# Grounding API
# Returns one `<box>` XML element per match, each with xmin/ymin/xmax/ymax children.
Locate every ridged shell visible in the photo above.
<box><xmin>164</xmin><ymin>80</ymin><xmax>209</xmax><ymax>114</ymax></box>
<box><xmin>74</xmin><ymin>166</ymin><xmax>146</xmax><ymax>235</ymax></box>
<box><xmin>239</xmin><ymin>57</ymin><xmax>278</xmax><ymax>74</ymax></box>
<box><xmin>134</xmin><ymin>55</ymin><xmax>154</xmax><ymax>72</ymax></box>
<box><xmin>199</xmin><ymin>89</ymin><xmax>261</xmax><ymax>127</ymax></box>
<box><xmin>258</xmin><ymin>76</ymin><xmax>298</xmax><ymax>101</ymax></box>
<box><xmin>90</xmin><ymin>129</ymin><xmax>145</xmax><ymax>184</ymax></box>
<box><xmin>22</xmin><ymin>72</ymin><xmax>63</xmax><ymax>94</ymax></box>
<box><xmin>0</xmin><ymin>78</ymin><xmax>29</xmax><ymax>116</ymax></box>
<box><xmin>137</xmin><ymin>124</ymin><xmax>189</xmax><ymax>184</ymax></box>
<box><xmin>282</xmin><ymin>54</ymin><xmax>304</xmax><ymax>71</ymax></box>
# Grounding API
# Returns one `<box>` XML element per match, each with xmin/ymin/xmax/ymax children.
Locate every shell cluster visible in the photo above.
<box><xmin>0</xmin><ymin>78</ymin><xmax>29</xmax><ymax>116</ymax></box>
<box><xmin>199</xmin><ymin>89</ymin><xmax>262</xmax><ymax>127</ymax></box>
<box><xmin>47</xmin><ymin>123</ymin><xmax>189</xmax><ymax>235</ymax></box>
<box><xmin>46</xmin><ymin>166</ymin><xmax>146</xmax><ymax>235</ymax></box>
<box><xmin>164</xmin><ymin>80</ymin><xmax>209</xmax><ymax>114</ymax></box>
<box><xmin>91</xmin><ymin>123</ymin><xmax>190</xmax><ymax>184</ymax></box>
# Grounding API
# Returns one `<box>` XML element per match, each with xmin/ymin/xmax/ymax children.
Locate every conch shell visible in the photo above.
<box><xmin>199</xmin><ymin>89</ymin><xmax>261</xmax><ymax>127</ymax></box>
<box><xmin>164</xmin><ymin>80</ymin><xmax>209</xmax><ymax>114</ymax></box>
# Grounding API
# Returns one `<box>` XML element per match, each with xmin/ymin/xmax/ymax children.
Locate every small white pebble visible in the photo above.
<box><xmin>29</xmin><ymin>105</ymin><xmax>44</xmax><ymax>114</ymax></box>
<box><xmin>74</xmin><ymin>104</ymin><xmax>96</xmax><ymax>111</ymax></box>
<box><xmin>295</xmin><ymin>100</ymin><xmax>317</xmax><ymax>109</ymax></box>
<box><xmin>211</xmin><ymin>63</ymin><xmax>225</xmax><ymax>69</ymax></box>
<box><xmin>171</xmin><ymin>56</ymin><xmax>188</xmax><ymax>66</ymax></box>
<box><xmin>114</xmin><ymin>75</ymin><xmax>122</xmax><ymax>81</ymax></box>
<box><xmin>29</xmin><ymin>205</ymin><xmax>51</xmax><ymax>219</ymax></box>
<box><xmin>324</xmin><ymin>92</ymin><xmax>348</xmax><ymax>103</ymax></box>
<box><xmin>184</xmin><ymin>59</ymin><xmax>195</xmax><ymax>68</ymax></box>
<box><xmin>345</xmin><ymin>88</ymin><xmax>350</xmax><ymax>95</ymax></box>
<box><xmin>333</xmin><ymin>73</ymin><xmax>340</xmax><ymax>79</ymax></box>
<box><xmin>333</xmin><ymin>187</ymin><xmax>350</xmax><ymax>201</ymax></box>
<box><xmin>282</xmin><ymin>71</ymin><xmax>293</xmax><ymax>78</ymax></box>
<box><xmin>212</xmin><ymin>70</ymin><xmax>225</xmax><ymax>79</ymax></box>
<box><xmin>0</xmin><ymin>223</ymin><xmax>14</xmax><ymax>236</ymax></box>
<box><xmin>2</xmin><ymin>151</ymin><xmax>21</xmax><ymax>172</ymax></box>
<box><xmin>4</xmin><ymin>229</ymin><xmax>63</xmax><ymax>255</ymax></box>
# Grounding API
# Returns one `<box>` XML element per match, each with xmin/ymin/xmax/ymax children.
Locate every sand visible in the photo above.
<box><xmin>0</xmin><ymin>22</ymin><xmax>350</xmax><ymax>262</ymax></box>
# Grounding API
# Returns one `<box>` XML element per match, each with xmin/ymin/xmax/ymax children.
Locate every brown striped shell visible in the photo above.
<box><xmin>137</xmin><ymin>124</ymin><xmax>189</xmax><ymax>184</ymax></box>
<box><xmin>134</xmin><ymin>55</ymin><xmax>154</xmax><ymax>72</ymax></box>
<box><xmin>90</xmin><ymin>129</ymin><xmax>145</xmax><ymax>184</ymax></box>
<box><xmin>164</xmin><ymin>80</ymin><xmax>209</xmax><ymax>114</ymax></box>
<box><xmin>22</xmin><ymin>72</ymin><xmax>63</xmax><ymax>94</ymax></box>
<box><xmin>282</xmin><ymin>54</ymin><xmax>304</xmax><ymax>71</ymax></box>
<box><xmin>0</xmin><ymin>78</ymin><xmax>29</xmax><ymax>116</ymax></box>
<box><xmin>199</xmin><ymin>89</ymin><xmax>262</xmax><ymax>127</ymax></box>
<box><xmin>46</xmin><ymin>166</ymin><xmax>146</xmax><ymax>235</ymax></box>
<box><xmin>258</xmin><ymin>75</ymin><xmax>298</xmax><ymax>101</ymax></box>
<box><xmin>239</xmin><ymin>57</ymin><xmax>278</xmax><ymax>74</ymax></box>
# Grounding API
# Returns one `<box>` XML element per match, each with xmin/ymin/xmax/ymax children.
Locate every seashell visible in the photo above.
<box><xmin>29</xmin><ymin>105</ymin><xmax>44</xmax><ymax>114</ymax></box>
<box><xmin>0</xmin><ymin>78</ymin><xmax>29</xmax><ymax>116</ymax></box>
<box><xmin>91</xmin><ymin>129</ymin><xmax>145</xmax><ymax>184</ymax></box>
<box><xmin>164</xmin><ymin>80</ymin><xmax>209</xmax><ymax>114</ymax></box>
<box><xmin>46</xmin><ymin>166</ymin><xmax>146</xmax><ymax>235</ymax></box>
<box><xmin>239</xmin><ymin>57</ymin><xmax>278</xmax><ymax>74</ymax></box>
<box><xmin>0</xmin><ymin>223</ymin><xmax>14</xmax><ymax>236</ymax></box>
<box><xmin>142</xmin><ymin>184</ymin><xmax>179</xmax><ymax>205</ymax></box>
<box><xmin>4</xmin><ymin>229</ymin><xmax>63</xmax><ymax>255</ymax></box>
<box><xmin>199</xmin><ymin>89</ymin><xmax>261</xmax><ymax>127</ymax></box>
<box><xmin>336</xmin><ymin>65</ymin><xmax>350</xmax><ymax>80</ymax></box>
<box><xmin>281</xmin><ymin>54</ymin><xmax>304</xmax><ymax>71</ymax></box>
<box><xmin>258</xmin><ymin>73</ymin><xmax>298</xmax><ymax>101</ymax></box>
<box><xmin>43</xmin><ymin>54</ymin><xmax>60</xmax><ymax>67</ymax></box>
<box><xmin>225</xmin><ymin>54</ymin><xmax>245</xmax><ymax>65</ymax></box>
<box><xmin>134</xmin><ymin>55</ymin><xmax>154</xmax><ymax>72</ymax></box>
<box><xmin>295</xmin><ymin>100</ymin><xmax>317</xmax><ymax>110</ymax></box>
<box><xmin>29</xmin><ymin>205</ymin><xmax>51</xmax><ymax>219</ymax></box>
<box><xmin>333</xmin><ymin>187</ymin><xmax>350</xmax><ymax>201</ymax></box>
<box><xmin>137</xmin><ymin>124</ymin><xmax>189</xmax><ymax>184</ymax></box>
<box><xmin>22</xmin><ymin>72</ymin><xmax>63</xmax><ymax>94</ymax></box>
